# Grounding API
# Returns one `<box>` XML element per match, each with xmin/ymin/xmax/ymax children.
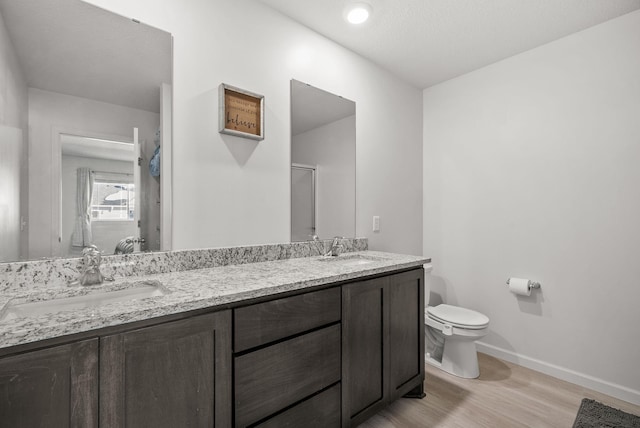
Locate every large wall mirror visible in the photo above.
<box><xmin>290</xmin><ymin>80</ymin><xmax>356</xmax><ymax>242</ymax></box>
<box><xmin>0</xmin><ymin>0</ymin><xmax>172</xmax><ymax>262</ymax></box>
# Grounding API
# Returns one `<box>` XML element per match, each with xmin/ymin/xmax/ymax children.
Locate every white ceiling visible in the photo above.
<box><xmin>257</xmin><ymin>0</ymin><xmax>640</xmax><ymax>89</ymax></box>
<box><xmin>291</xmin><ymin>80</ymin><xmax>355</xmax><ymax>136</ymax></box>
<box><xmin>61</xmin><ymin>134</ymin><xmax>133</xmax><ymax>162</ymax></box>
<box><xmin>0</xmin><ymin>0</ymin><xmax>171</xmax><ymax>113</ymax></box>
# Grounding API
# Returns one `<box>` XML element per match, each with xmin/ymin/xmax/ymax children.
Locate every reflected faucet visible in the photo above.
<box><xmin>326</xmin><ymin>236</ymin><xmax>345</xmax><ymax>257</ymax></box>
<box><xmin>311</xmin><ymin>235</ymin><xmax>324</xmax><ymax>256</ymax></box>
<box><xmin>77</xmin><ymin>245</ymin><xmax>111</xmax><ymax>286</ymax></box>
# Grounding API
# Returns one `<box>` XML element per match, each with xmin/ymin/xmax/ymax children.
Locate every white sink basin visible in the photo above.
<box><xmin>317</xmin><ymin>254</ymin><xmax>386</xmax><ymax>266</ymax></box>
<box><xmin>0</xmin><ymin>280</ymin><xmax>167</xmax><ymax>322</ymax></box>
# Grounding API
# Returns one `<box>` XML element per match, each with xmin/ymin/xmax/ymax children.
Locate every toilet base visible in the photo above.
<box><xmin>426</xmin><ymin>337</ymin><xmax>480</xmax><ymax>379</ymax></box>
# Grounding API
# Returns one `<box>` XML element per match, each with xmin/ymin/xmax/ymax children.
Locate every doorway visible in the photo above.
<box><xmin>291</xmin><ymin>164</ymin><xmax>316</xmax><ymax>242</ymax></box>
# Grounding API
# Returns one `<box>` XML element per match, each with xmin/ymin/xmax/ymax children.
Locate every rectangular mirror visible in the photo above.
<box><xmin>0</xmin><ymin>0</ymin><xmax>172</xmax><ymax>262</ymax></box>
<box><xmin>290</xmin><ymin>80</ymin><xmax>356</xmax><ymax>241</ymax></box>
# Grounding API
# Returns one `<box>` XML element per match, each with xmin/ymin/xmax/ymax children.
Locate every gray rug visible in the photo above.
<box><xmin>573</xmin><ymin>398</ymin><xmax>640</xmax><ymax>428</ymax></box>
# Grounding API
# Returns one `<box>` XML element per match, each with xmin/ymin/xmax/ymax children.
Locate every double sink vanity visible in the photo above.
<box><xmin>0</xmin><ymin>239</ymin><xmax>429</xmax><ymax>427</ymax></box>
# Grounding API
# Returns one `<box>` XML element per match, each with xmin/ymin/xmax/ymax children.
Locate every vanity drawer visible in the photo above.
<box><xmin>254</xmin><ymin>383</ymin><xmax>341</xmax><ymax>428</ymax></box>
<box><xmin>234</xmin><ymin>324</ymin><xmax>341</xmax><ymax>427</ymax></box>
<box><xmin>234</xmin><ymin>286</ymin><xmax>340</xmax><ymax>352</ymax></box>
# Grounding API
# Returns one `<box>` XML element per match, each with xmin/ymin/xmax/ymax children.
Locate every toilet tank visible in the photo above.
<box><xmin>423</xmin><ymin>263</ymin><xmax>433</xmax><ymax>307</ymax></box>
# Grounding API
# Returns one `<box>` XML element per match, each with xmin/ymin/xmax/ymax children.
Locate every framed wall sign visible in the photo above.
<box><xmin>219</xmin><ymin>83</ymin><xmax>264</xmax><ymax>140</ymax></box>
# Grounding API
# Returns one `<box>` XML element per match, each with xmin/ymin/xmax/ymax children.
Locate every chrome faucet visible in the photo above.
<box><xmin>311</xmin><ymin>235</ymin><xmax>324</xmax><ymax>255</ymax></box>
<box><xmin>77</xmin><ymin>245</ymin><xmax>110</xmax><ymax>286</ymax></box>
<box><xmin>326</xmin><ymin>236</ymin><xmax>345</xmax><ymax>257</ymax></box>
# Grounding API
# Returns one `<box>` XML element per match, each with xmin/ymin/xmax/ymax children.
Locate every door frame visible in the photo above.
<box><xmin>51</xmin><ymin>126</ymin><xmax>133</xmax><ymax>257</ymax></box>
<box><xmin>291</xmin><ymin>163</ymin><xmax>317</xmax><ymax>241</ymax></box>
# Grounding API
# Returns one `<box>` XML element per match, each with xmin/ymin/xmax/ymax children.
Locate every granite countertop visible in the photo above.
<box><xmin>0</xmin><ymin>251</ymin><xmax>430</xmax><ymax>350</ymax></box>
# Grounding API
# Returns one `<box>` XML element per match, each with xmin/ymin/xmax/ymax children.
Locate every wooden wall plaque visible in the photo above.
<box><xmin>219</xmin><ymin>84</ymin><xmax>264</xmax><ymax>140</ymax></box>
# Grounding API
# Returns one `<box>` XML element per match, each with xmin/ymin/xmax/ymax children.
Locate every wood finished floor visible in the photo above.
<box><xmin>360</xmin><ymin>352</ymin><xmax>640</xmax><ymax>427</ymax></box>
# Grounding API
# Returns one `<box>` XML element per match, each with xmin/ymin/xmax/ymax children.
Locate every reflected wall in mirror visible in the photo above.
<box><xmin>60</xmin><ymin>133</ymin><xmax>138</xmax><ymax>257</ymax></box>
<box><xmin>0</xmin><ymin>0</ymin><xmax>172</xmax><ymax>262</ymax></box>
<box><xmin>290</xmin><ymin>80</ymin><xmax>356</xmax><ymax>242</ymax></box>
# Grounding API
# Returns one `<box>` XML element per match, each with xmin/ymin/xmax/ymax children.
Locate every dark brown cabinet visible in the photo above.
<box><xmin>388</xmin><ymin>269</ymin><xmax>425</xmax><ymax>400</ymax></box>
<box><xmin>254</xmin><ymin>383</ymin><xmax>341</xmax><ymax>428</ymax></box>
<box><xmin>342</xmin><ymin>269</ymin><xmax>425</xmax><ymax>427</ymax></box>
<box><xmin>234</xmin><ymin>287</ymin><xmax>341</xmax><ymax>352</ymax></box>
<box><xmin>100</xmin><ymin>311</ymin><xmax>232</xmax><ymax>428</ymax></box>
<box><xmin>0</xmin><ymin>339</ymin><xmax>99</xmax><ymax>428</ymax></box>
<box><xmin>235</xmin><ymin>324</ymin><xmax>341</xmax><ymax>427</ymax></box>
<box><xmin>342</xmin><ymin>276</ymin><xmax>388</xmax><ymax>426</ymax></box>
<box><xmin>233</xmin><ymin>287</ymin><xmax>342</xmax><ymax>427</ymax></box>
<box><xmin>0</xmin><ymin>266</ymin><xmax>424</xmax><ymax>428</ymax></box>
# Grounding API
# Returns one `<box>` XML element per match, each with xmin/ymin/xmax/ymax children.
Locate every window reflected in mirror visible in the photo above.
<box><xmin>91</xmin><ymin>180</ymin><xmax>136</xmax><ymax>222</ymax></box>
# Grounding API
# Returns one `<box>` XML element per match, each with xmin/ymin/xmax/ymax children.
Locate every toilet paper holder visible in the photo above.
<box><xmin>506</xmin><ymin>278</ymin><xmax>541</xmax><ymax>290</ymax></box>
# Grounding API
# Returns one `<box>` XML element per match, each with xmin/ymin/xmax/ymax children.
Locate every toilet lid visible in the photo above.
<box><xmin>427</xmin><ymin>304</ymin><xmax>489</xmax><ymax>329</ymax></box>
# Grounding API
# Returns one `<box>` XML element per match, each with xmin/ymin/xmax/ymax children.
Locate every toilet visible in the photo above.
<box><xmin>425</xmin><ymin>304</ymin><xmax>489</xmax><ymax>378</ymax></box>
<box><xmin>423</xmin><ymin>264</ymin><xmax>490</xmax><ymax>378</ymax></box>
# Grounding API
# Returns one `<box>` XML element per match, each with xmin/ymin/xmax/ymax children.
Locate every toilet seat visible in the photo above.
<box><xmin>427</xmin><ymin>304</ymin><xmax>489</xmax><ymax>330</ymax></box>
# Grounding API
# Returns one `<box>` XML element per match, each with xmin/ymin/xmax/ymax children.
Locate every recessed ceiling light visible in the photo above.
<box><xmin>344</xmin><ymin>2</ymin><xmax>372</xmax><ymax>25</ymax></box>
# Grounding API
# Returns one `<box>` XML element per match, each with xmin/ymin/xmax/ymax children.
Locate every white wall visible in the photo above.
<box><xmin>28</xmin><ymin>88</ymin><xmax>159</xmax><ymax>258</ymax></box>
<box><xmin>83</xmin><ymin>0</ymin><xmax>423</xmax><ymax>255</ymax></box>
<box><xmin>0</xmin><ymin>125</ymin><xmax>22</xmax><ymax>261</ymax></box>
<box><xmin>0</xmin><ymin>9</ymin><xmax>28</xmax><ymax>260</ymax></box>
<box><xmin>61</xmin><ymin>155</ymin><xmax>136</xmax><ymax>257</ymax></box>
<box><xmin>0</xmin><ymin>10</ymin><xmax>26</xmax><ymax>130</ymax></box>
<box><xmin>423</xmin><ymin>11</ymin><xmax>640</xmax><ymax>404</ymax></box>
<box><xmin>292</xmin><ymin>115</ymin><xmax>356</xmax><ymax>239</ymax></box>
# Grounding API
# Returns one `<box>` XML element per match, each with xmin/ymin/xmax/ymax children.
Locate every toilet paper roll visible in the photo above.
<box><xmin>508</xmin><ymin>277</ymin><xmax>531</xmax><ymax>296</ymax></box>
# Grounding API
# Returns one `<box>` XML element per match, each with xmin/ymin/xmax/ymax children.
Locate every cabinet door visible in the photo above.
<box><xmin>0</xmin><ymin>339</ymin><xmax>99</xmax><ymax>428</ymax></box>
<box><xmin>388</xmin><ymin>269</ymin><xmax>425</xmax><ymax>400</ymax></box>
<box><xmin>342</xmin><ymin>276</ymin><xmax>389</xmax><ymax>427</ymax></box>
<box><xmin>100</xmin><ymin>311</ymin><xmax>232</xmax><ymax>428</ymax></box>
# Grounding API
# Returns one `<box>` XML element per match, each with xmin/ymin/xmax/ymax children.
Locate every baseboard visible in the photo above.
<box><xmin>476</xmin><ymin>342</ymin><xmax>640</xmax><ymax>406</ymax></box>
